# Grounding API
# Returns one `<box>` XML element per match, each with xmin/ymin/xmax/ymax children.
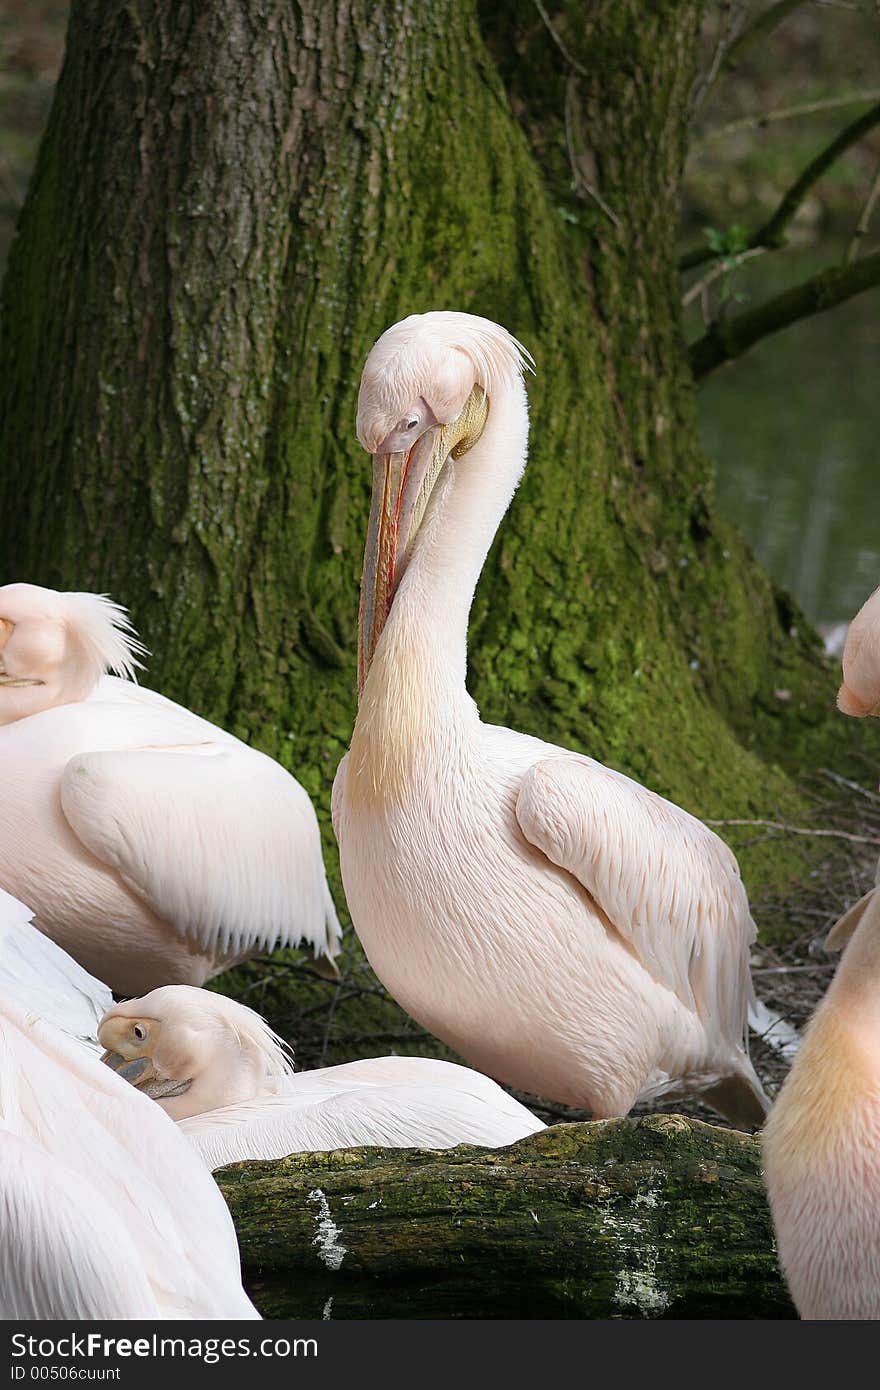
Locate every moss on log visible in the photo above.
<box><xmin>216</xmin><ymin>1116</ymin><xmax>794</xmax><ymax>1319</ymax></box>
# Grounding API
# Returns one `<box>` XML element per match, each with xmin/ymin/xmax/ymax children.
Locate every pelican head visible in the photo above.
<box><xmin>0</xmin><ymin>582</ymin><xmax>146</xmax><ymax>726</ymax></box>
<box><xmin>838</xmin><ymin>584</ymin><xmax>880</xmax><ymax>718</ymax></box>
<box><xmin>355</xmin><ymin>311</ymin><xmax>533</xmax><ymax>691</ymax></box>
<box><xmin>98</xmin><ymin>985</ymin><xmax>294</xmax><ymax>1120</ymax></box>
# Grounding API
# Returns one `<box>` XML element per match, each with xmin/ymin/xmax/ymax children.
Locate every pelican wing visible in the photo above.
<box><xmin>515</xmin><ymin>756</ymin><xmax>754</xmax><ymax>1043</ymax></box>
<box><xmin>0</xmin><ymin>1132</ymin><xmax>162</xmax><ymax>1319</ymax></box>
<box><xmin>0</xmin><ymin>997</ymin><xmax>258</xmax><ymax>1319</ymax></box>
<box><xmin>0</xmin><ymin>889</ymin><xmax>110</xmax><ymax>1050</ymax></box>
<box><xmin>181</xmin><ymin>1074</ymin><xmax>544</xmax><ymax>1170</ymax></box>
<box><xmin>60</xmin><ymin>744</ymin><xmax>341</xmax><ymax>960</ymax></box>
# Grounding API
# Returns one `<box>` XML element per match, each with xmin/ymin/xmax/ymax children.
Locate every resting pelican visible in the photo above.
<box><xmin>837</xmin><ymin>582</ymin><xmax>880</xmax><ymax>717</ymax></box>
<box><xmin>98</xmin><ymin>986</ymin><xmax>545</xmax><ymax>1168</ymax></box>
<box><xmin>332</xmin><ymin>311</ymin><xmax>773</xmax><ymax>1126</ymax></box>
<box><xmin>0</xmin><ymin>890</ymin><xmax>258</xmax><ymax>1320</ymax></box>
<box><xmin>0</xmin><ymin>582</ymin><xmax>341</xmax><ymax>994</ymax></box>
<box><xmin>762</xmin><ymin>890</ymin><xmax>880</xmax><ymax>1318</ymax></box>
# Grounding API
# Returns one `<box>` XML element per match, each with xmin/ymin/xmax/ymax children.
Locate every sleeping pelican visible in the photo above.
<box><xmin>837</xmin><ymin>582</ymin><xmax>880</xmax><ymax>717</ymax></box>
<box><xmin>98</xmin><ymin>986</ymin><xmax>545</xmax><ymax>1168</ymax></box>
<box><xmin>332</xmin><ymin>311</ymin><xmax>773</xmax><ymax>1127</ymax></box>
<box><xmin>0</xmin><ymin>890</ymin><xmax>258</xmax><ymax>1320</ymax></box>
<box><xmin>0</xmin><ymin>582</ymin><xmax>341</xmax><ymax>994</ymax></box>
<box><xmin>762</xmin><ymin>890</ymin><xmax>880</xmax><ymax>1318</ymax></box>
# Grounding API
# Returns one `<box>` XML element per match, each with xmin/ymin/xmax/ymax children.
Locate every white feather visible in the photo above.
<box><xmin>0</xmin><ymin>888</ymin><xmax>110</xmax><ymax>1050</ymax></box>
<box><xmin>0</xmin><ymin>995</ymin><xmax>257</xmax><ymax>1320</ymax></box>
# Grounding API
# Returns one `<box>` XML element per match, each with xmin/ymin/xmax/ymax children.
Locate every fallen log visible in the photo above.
<box><xmin>216</xmin><ymin>1116</ymin><xmax>795</xmax><ymax>1319</ymax></box>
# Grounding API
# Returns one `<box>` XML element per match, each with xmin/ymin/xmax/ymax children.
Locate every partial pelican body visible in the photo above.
<box><xmin>98</xmin><ymin>986</ymin><xmax>545</xmax><ymax>1168</ymax></box>
<box><xmin>837</xmin><ymin>582</ymin><xmax>880</xmax><ymax>717</ymax></box>
<box><xmin>333</xmin><ymin>311</ymin><xmax>774</xmax><ymax>1126</ymax></box>
<box><xmin>763</xmin><ymin>887</ymin><xmax>880</xmax><ymax>1318</ymax></box>
<box><xmin>0</xmin><ymin>890</ymin><xmax>258</xmax><ymax>1320</ymax></box>
<box><xmin>0</xmin><ymin>584</ymin><xmax>340</xmax><ymax>994</ymax></box>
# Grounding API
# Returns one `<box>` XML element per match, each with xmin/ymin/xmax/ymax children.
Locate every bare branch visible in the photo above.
<box><xmin>720</xmin><ymin>0</ymin><xmax>809</xmax><ymax>74</ymax></box>
<box><xmin>532</xmin><ymin>0</ymin><xmax>587</xmax><ymax>77</ymax></box>
<box><xmin>847</xmin><ymin>153</ymin><xmax>880</xmax><ymax>260</ymax></box>
<box><xmin>680</xmin><ymin>100</ymin><xmax>880</xmax><ymax>271</ymax></box>
<box><xmin>701</xmin><ymin>89</ymin><xmax>880</xmax><ymax>142</ymax></box>
<box><xmin>705</xmin><ymin>816</ymin><xmax>880</xmax><ymax>845</ymax></box>
<box><xmin>689</xmin><ymin>249</ymin><xmax>880</xmax><ymax>378</ymax></box>
<box><xmin>690</xmin><ymin>1</ymin><xmax>749</xmax><ymax>115</ymax></box>
<box><xmin>563</xmin><ymin>75</ymin><xmax>621</xmax><ymax>228</ymax></box>
<box><xmin>681</xmin><ymin>246</ymin><xmax>765</xmax><ymax>306</ymax></box>
<box><xmin>755</xmin><ymin>100</ymin><xmax>880</xmax><ymax>247</ymax></box>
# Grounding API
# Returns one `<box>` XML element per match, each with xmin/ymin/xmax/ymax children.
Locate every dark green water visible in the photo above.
<box><xmin>698</xmin><ymin>249</ymin><xmax>878</xmax><ymax>629</ymax></box>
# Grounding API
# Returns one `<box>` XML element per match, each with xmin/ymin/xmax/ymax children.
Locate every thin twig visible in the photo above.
<box><xmin>563</xmin><ymin>75</ymin><xmax>620</xmax><ymax>228</ymax></box>
<box><xmin>701</xmin><ymin>89</ymin><xmax>880</xmax><ymax>142</ymax></box>
<box><xmin>705</xmin><ymin>817</ymin><xmax>880</xmax><ymax>844</ymax></box>
<box><xmin>690</xmin><ymin>0</ymin><xmax>750</xmax><ymax>115</ymax></box>
<box><xmin>847</xmin><ymin>153</ymin><xmax>880</xmax><ymax>261</ymax></box>
<box><xmin>819</xmin><ymin>767</ymin><xmax>880</xmax><ymax>801</ymax></box>
<box><xmin>681</xmin><ymin>245</ymin><xmax>765</xmax><ymax>307</ymax></box>
<box><xmin>532</xmin><ymin>0</ymin><xmax>587</xmax><ymax>77</ymax></box>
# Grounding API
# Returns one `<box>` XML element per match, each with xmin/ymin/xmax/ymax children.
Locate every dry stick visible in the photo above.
<box><xmin>847</xmin><ymin>154</ymin><xmax>880</xmax><ymax>261</ymax></box>
<box><xmin>563</xmin><ymin>75</ymin><xmax>620</xmax><ymax>228</ymax></box>
<box><xmin>819</xmin><ymin>767</ymin><xmax>880</xmax><ymax>801</ymax></box>
<box><xmin>701</xmin><ymin>90</ymin><xmax>880</xmax><ymax>143</ymax></box>
<box><xmin>705</xmin><ymin>816</ymin><xmax>880</xmax><ymax>845</ymax></box>
<box><xmin>689</xmin><ymin>248</ymin><xmax>880</xmax><ymax>379</ymax></box>
<box><xmin>532</xmin><ymin>0</ymin><xmax>587</xmax><ymax>77</ymax></box>
<box><xmin>719</xmin><ymin>0</ymin><xmax>808</xmax><ymax>76</ymax></box>
<box><xmin>681</xmin><ymin>246</ymin><xmax>765</xmax><ymax>308</ymax></box>
<box><xmin>690</xmin><ymin>0</ymin><xmax>750</xmax><ymax>116</ymax></box>
<box><xmin>680</xmin><ymin>100</ymin><xmax>880</xmax><ymax>271</ymax></box>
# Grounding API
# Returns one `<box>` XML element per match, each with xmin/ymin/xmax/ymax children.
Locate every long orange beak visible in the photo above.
<box><xmin>357</xmin><ymin>386</ymin><xmax>489</xmax><ymax>693</ymax></box>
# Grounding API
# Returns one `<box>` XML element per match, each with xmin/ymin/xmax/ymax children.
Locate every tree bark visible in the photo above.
<box><xmin>0</xmin><ymin>1</ymin><xmax>869</xmax><ymax>1058</ymax></box>
<box><xmin>216</xmin><ymin>1117</ymin><xmax>795</xmax><ymax>1319</ymax></box>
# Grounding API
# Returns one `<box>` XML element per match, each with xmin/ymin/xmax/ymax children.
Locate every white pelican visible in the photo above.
<box><xmin>0</xmin><ymin>582</ymin><xmax>341</xmax><ymax>994</ymax></box>
<box><xmin>98</xmin><ymin>986</ymin><xmax>545</xmax><ymax>1168</ymax></box>
<box><xmin>762</xmin><ymin>890</ymin><xmax>880</xmax><ymax>1318</ymax></box>
<box><xmin>0</xmin><ymin>890</ymin><xmax>258</xmax><ymax>1320</ymax></box>
<box><xmin>837</xmin><ymin>582</ymin><xmax>880</xmax><ymax>717</ymax></box>
<box><xmin>332</xmin><ymin>311</ymin><xmax>774</xmax><ymax>1127</ymax></box>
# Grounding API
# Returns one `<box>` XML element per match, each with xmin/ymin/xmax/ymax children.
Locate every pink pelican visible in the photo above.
<box><xmin>98</xmin><ymin>986</ymin><xmax>545</xmax><ymax>1169</ymax></box>
<box><xmin>0</xmin><ymin>582</ymin><xmax>340</xmax><ymax>994</ymax></box>
<box><xmin>762</xmin><ymin>890</ymin><xmax>880</xmax><ymax>1318</ymax></box>
<box><xmin>0</xmin><ymin>889</ymin><xmax>258</xmax><ymax>1320</ymax></box>
<box><xmin>332</xmin><ymin>311</ymin><xmax>774</xmax><ymax>1127</ymax></box>
<box><xmin>837</xmin><ymin>582</ymin><xmax>880</xmax><ymax>717</ymax></box>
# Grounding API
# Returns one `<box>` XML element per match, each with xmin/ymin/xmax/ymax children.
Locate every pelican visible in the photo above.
<box><xmin>332</xmin><ymin>311</ymin><xmax>775</xmax><ymax>1127</ymax></box>
<box><xmin>837</xmin><ymin>582</ymin><xmax>880</xmax><ymax>717</ymax></box>
<box><xmin>0</xmin><ymin>890</ymin><xmax>258</xmax><ymax>1320</ymax></box>
<box><xmin>0</xmin><ymin>582</ymin><xmax>341</xmax><ymax>994</ymax></box>
<box><xmin>98</xmin><ymin>986</ymin><xmax>545</xmax><ymax>1168</ymax></box>
<box><xmin>762</xmin><ymin>890</ymin><xmax>880</xmax><ymax>1318</ymax></box>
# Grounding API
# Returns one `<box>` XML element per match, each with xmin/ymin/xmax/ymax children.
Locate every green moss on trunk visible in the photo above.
<box><xmin>216</xmin><ymin>1116</ymin><xmax>794</xmax><ymax>1319</ymax></box>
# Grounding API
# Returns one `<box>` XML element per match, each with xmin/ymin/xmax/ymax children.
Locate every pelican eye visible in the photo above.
<box><xmin>133</xmin><ymin>1023</ymin><xmax>146</xmax><ymax>1042</ymax></box>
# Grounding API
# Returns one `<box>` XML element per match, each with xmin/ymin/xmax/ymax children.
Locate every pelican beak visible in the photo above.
<box><xmin>0</xmin><ymin>657</ymin><xmax>43</xmax><ymax>688</ymax></box>
<box><xmin>358</xmin><ymin>385</ymin><xmax>489</xmax><ymax>691</ymax></box>
<box><xmin>98</xmin><ymin>1018</ymin><xmax>192</xmax><ymax>1100</ymax></box>
<box><xmin>100</xmin><ymin>1047</ymin><xmax>192</xmax><ymax>1100</ymax></box>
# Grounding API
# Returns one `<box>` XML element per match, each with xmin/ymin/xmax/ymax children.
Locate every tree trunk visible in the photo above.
<box><xmin>216</xmin><ymin>1117</ymin><xmax>794</xmax><ymax>1319</ymax></box>
<box><xmin>0</xmin><ymin>2</ymin><xmax>864</xmax><ymax>1056</ymax></box>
